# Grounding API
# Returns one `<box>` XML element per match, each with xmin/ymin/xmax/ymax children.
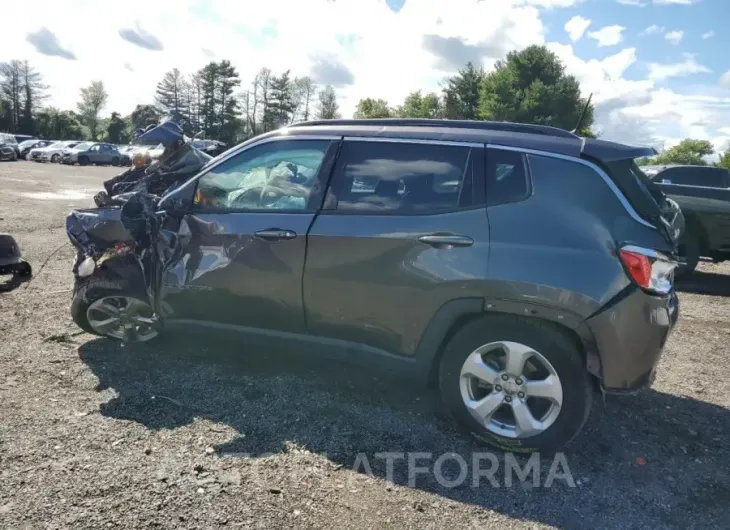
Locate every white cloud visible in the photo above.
<box><xmin>564</xmin><ymin>16</ymin><xmax>591</xmax><ymax>42</ymax></box>
<box><xmin>0</xmin><ymin>0</ymin><xmax>727</xmax><ymax>153</ymax></box>
<box><xmin>617</xmin><ymin>0</ymin><xmax>647</xmax><ymax>5</ymax></box>
<box><xmin>653</xmin><ymin>0</ymin><xmax>697</xmax><ymax>4</ymax></box>
<box><xmin>587</xmin><ymin>25</ymin><xmax>625</xmax><ymax>47</ymax></box>
<box><xmin>648</xmin><ymin>55</ymin><xmax>710</xmax><ymax>81</ymax></box>
<box><xmin>640</xmin><ymin>24</ymin><xmax>665</xmax><ymax>36</ymax></box>
<box><xmin>702</xmin><ymin>30</ymin><xmax>715</xmax><ymax>39</ymax></box>
<box><xmin>664</xmin><ymin>30</ymin><xmax>684</xmax><ymax>45</ymax></box>
<box><xmin>721</xmin><ymin>71</ymin><xmax>730</xmax><ymax>89</ymax></box>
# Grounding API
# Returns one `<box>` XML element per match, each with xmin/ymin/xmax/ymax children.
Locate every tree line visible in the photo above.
<box><xmin>636</xmin><ymin>139</ymin><xmax>730</xmax><ymax>170</ymax></box>
<box><xmin>3</xmin><ymin>44</ymin><xmax>728</xmax><ymax>166</ymax></box>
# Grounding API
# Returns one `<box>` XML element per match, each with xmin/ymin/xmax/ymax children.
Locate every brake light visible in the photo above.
<box><xmin>619</xmin><ymin>246</ymin><xmax>677</xmax><ymax>295</ymax></box>
<box><xmin>619</xmin><ymin>250</ymin><xmax>652</xmax><ymax>287</ymax></box>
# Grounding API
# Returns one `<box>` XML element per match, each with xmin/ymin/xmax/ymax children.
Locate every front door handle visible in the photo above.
<box><xmin>254</xmin><ymin>228</ymin><xmax>297</xmax><ymax>241</ymax></box>
<box><xmin>418</xmin><ymin>234</ymin><xmax>474</xmax><ymax>249</ymax></box>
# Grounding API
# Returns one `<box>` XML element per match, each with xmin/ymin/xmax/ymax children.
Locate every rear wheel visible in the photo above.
<box><xmin>72</xmin><ymin>276</ymin><xmax>158</xmax><ymax>342</ymax></box>
<box><xmin>111</xmin><ymin>156</ymin><xmax>120</xmax><ymax>166</ymax></box>
<box><xmin>439</xmin><ymin>315</ymin><xmax>593</xmax><ymax>453</ymax></box>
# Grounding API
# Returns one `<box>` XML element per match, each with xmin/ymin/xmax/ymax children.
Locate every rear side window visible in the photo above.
<box><xmin>326</xmin><ymin>141</ymin><xmax>475</xmax><ymax>214</ymax></box>
<box><xmin>486</xmin><ymin>148</ymin><xmax>530</xmax><ymax>205</ymax></box>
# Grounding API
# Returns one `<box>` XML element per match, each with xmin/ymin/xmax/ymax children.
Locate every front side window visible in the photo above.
<box><xmin>326</xmin><ymin>141</ymin><xmax>473</xmax><ymax>214</ymax></box>
<box><xmin>194</xmin><ymin>140</ymin><xmax>330</xmax><ymax>211</ymax></box>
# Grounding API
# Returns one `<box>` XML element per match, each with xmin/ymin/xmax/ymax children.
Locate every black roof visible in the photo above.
<box><xmin>281</xmin><ymin>119</ymin><xmax>657</xmax><ymax>162</ymax></box>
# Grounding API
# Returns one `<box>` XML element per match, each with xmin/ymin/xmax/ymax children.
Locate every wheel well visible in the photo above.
<box><xmin>426</xmin><ymin>311</ymin><xmax>593</xmax><ymax>388</ymax></box>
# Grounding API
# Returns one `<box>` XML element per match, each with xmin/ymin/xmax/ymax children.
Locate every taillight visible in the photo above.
<box><xmin>619</xmin><ymin>245</ymin><xmax>677</xmax><ymax>295</ymax></box>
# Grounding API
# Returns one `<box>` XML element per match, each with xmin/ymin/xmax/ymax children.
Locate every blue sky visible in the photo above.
<box><xmin>0</xmin><ymin>0</ymin><xmax>728</xmax><ymax>152</ymax></box>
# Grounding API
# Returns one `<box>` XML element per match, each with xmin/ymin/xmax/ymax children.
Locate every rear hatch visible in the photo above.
<box><xmin>582</xmin><ymin>139</ymin><xmax>683</xmax><ymax>250</ymax></box>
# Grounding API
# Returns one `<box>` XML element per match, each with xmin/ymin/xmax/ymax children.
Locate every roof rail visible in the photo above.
<box><xmin>287</xmin><ymin>118</ymin><xmax>580</xmax><ymax>139</ymax></box>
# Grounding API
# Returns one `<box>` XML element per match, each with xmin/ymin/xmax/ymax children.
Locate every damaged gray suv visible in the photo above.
<box><xmin>66</xmin><ymin>119</ymin><xmax>682</xmax><ymax>453</ymax></box>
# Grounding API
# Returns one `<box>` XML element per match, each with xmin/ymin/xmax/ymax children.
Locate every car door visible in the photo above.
<box><xmin>158</xmin><ymin>137</ymin><xmax>340</xmax><ymax>334</ymax></box>
<box><xmin>86</xmin><ymin>144</ymin><xmax>101</xmax><ymax>163</ymax></box>
<box><xmin>303</xmin><ymin>138</ymin><xmax>489</xmax><ymax>357</ymax></box>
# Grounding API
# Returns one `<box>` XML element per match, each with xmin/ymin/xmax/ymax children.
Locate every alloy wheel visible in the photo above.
<box><xmin>459</xmin><ymin>341</ymin><xmax>563</xmax><ymax>439</ymax></box>
<box><xmin>86</xmin><ymin>296</ymin><xmax>158</xmax><ymax>342</ymax></box>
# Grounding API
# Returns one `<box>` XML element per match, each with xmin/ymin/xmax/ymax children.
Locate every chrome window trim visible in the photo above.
<box><xmin>343</xmin><ymin>136</ymin><xmax>483</xmax><ymax>148</ymax></box>
<box><xmin>159</xmin><ymin>134</ymin><xmax>341</xmax><ymax>204</ymax></box>
<box><xmin>489</xmin><ymin>143</ymin><xmax>657</xmax><ymax>230</ymax></box>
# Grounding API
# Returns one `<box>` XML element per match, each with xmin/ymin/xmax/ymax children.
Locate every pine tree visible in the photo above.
<box><xmin>316</xmin><ymin>85</ymin><xmax>340</xmax><ymax>120</ymax></box>
<box><xmin>268</xmin><ymin>70</ymin><xmax>296</xmax><ymax>129</ymax></box>
<box><xmin>155</xmin><ymin>68</ymin><xmax>189</xmax><ymax>128</ymax></box>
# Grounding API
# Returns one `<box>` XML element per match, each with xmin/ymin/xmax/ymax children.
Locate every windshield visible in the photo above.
<box><xmin>74</xmin><ymin>142</ymin><xmax>92</xmax><ymax>151</ymax></box>
<box><xmin>19</xmin><ymin>140</ymin><xmax>37</xmax><ymax>148</ymax></box>
<box><xmin>0</xmin><ymin>133</ymin><xmax>13</xmax><ymax>144</ymax></box>
<box><xmin>47</xmin><ymin>142</ymin><xmax>65</xmax><ymax>149</ymax></box>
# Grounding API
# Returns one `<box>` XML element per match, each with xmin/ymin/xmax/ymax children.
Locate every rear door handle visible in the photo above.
<box><xmin>254</xmin><ymin>228</ymin><xmax>297</xmax><ymax>241</ymax></box>
<box><xmin>417</xmin><ymin>234</ymin><xmax>474</xmax><ymax>249</ymax></box>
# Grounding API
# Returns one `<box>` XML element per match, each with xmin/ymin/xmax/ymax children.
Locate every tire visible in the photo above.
<box><xmin>15</xmin><ymin>260</ymin><xmax>32</xmax><ymax>277</ymax></box>
<box><xmin>676</xmin><ymin>225</ymin><xmax>700</xmax><ymax>278</ymax></box>
<box><xmin>11</xmin><ymin>150</ymin><xmax>17</xmax><ymax>161</ymax></box>
<box><xmin>439</xmin><ymin>314</ymin><xmax>593</xmax><ymax>454</ymax></box>
<box><xmin>111</xmin><ymin>156</ymin><xmax>120</xmax><ymax>166</ymax></box>
<box><xmin>71</xmin><ymin>275</ymin><xmax>158</xmax><ymax>342</ymax></box>
<box><xmin>51</xmin><ymin>154</ymin><xmax>60</xmax><ymax>163</ymax></box>
<box><xmin>78</xmin><ymin>155</ymin><xmax>89</xmax><ymax>166</ymax></box>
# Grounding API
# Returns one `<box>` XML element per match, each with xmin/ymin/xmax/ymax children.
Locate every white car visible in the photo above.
<box><xmin>30</xmin><ymin>140</ymin><xmax>82</xmax><ymax>163</ymax></box>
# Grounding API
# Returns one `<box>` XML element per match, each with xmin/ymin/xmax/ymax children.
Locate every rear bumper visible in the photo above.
<box><xmin>586</xmin><ymin>287</ymin><xmax>679</xmax><ymax>392</ymax></box>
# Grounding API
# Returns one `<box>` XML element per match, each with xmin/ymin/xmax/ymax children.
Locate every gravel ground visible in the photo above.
<box><xmin>1</xmin><ymin>160</ymin><xmax>729</xmax><ymax>530</ymax></box>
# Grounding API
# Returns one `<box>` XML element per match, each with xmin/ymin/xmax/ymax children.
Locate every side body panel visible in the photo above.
<box><xmin>304</xmin><ymin>209</ymin><xmax>491</xmax><ymax>356</ymax></box>
<box><xmin>159</xmin><ymin>212</ymin><xmax>315</xmax><ymax>333</ymax></box>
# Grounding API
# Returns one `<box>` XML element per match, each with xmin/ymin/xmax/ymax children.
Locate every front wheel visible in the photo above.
<box><xmin>439</xmin><ymin>315</ymin><xmax>593</xmax><ymax>454</ymax></box>
<box><xmin>676</xmin><ymin>226</ymin><xmax>700</xmax><ymax>278</ymax></box>
<box><xmin>72</xmin><ymin>276</ymin><xmax>159</xmax><ymax>342</ymax></box>
<box><xmin>51</xmin><ymin>154</ymin><xmax>60</xmax><ymax>163</ymax></box>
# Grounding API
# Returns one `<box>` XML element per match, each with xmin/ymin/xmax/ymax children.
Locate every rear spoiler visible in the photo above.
<box><xmin>582</xmin><ymin>138</ymin><xmax>658</xmax><ymax>163</ymax></box>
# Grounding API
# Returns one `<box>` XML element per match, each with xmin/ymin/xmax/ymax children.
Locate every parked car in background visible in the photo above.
<box><xmin>643</xmin><ymin>164</ymin><xmax>730</xmax><ymax>274</ymax></box>
<box><xmin>146</xmin><ymin>143</ymin><xmax>165</xmax><ymax>161</ymax></box>
<box><xmin>62</xmin><ymin>142</ymin><xmax>121</xmax><ymax>166</ymax></box>
<box><xmin>0</xmin><ymin>133</ymin><xmax>19</xmax><ymax>161</ymax></box>
<box><xmin>31</xmin><ymin>141</ymin><xmax>81</xmax><ymax>163</ymax></box>
<box><xmin>193</xmin><ymin>139</ymin><xmax>227</xmax><ymax>157</ymax></box>
<box><xmin>117</xmin><ymin>144</ymin><xmax>147</xmax><ymax>166</ymax></box>
<box><xmin>67</xmin><ymin>119</ymin><xmax>681</xmax><ymax>453</ymax></box>
<box><xmin>18</xmin><ymin>139</ymin><xmax>53</xmax><ymax>159</ymax></box>
<box><xmin>13</xmin><ymin>134</ymin><xmax>36</xmax><ymax>145</ymax></box>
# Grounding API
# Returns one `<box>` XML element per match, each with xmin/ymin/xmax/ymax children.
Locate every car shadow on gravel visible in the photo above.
<box><xmin>78</xmin><ymin>335</ymin><xmax>730</xmax><ymax>528</ymax></box>
<box><xmin>676</xmin><ymin>270</ymin><xmax>730</xmax><ymax>297</ymax></box>
<box><xmin>0</xmin><ymin>274</ymin><xmax>30</xmax><ymax>292</ymax></box>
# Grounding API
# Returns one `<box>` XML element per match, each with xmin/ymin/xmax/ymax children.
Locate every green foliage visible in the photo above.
<box><xmin>316</xmin><ymin>85</ymin><xmax>340</xmax><ymax>120</ymax></box>
<box><xmin>635</xmin><ymin>157</ymin><xmax>653</xmax><ymax>167</ymax></box>
<box><xmin>478</xmin><ymin>45</ymin><xmax>593</xmax><ymax>131</ymax></box>
<box><xmin>442</xmin><ymin>62</ymin><xmax>485</xmax><ymax>120</ymax></box>
<box><xmin>77</xmin><ymin>80</ymin><xmax>108</xmax><ymax>140</ymax></box>
<box><xmin>353</xmin><ymin>98</ymin><xmax>392</xmax><ymax>119</ymax></box>
<box><xmin>653</xmin><ymin>139</ymin><xmax>714</xmax><ymax>166</ymax></box>
<box><xmin>198</xmin><ymin>60</ymin><xmax>241</xmax><ymax>144</ymax></box>
<box><xmin>715</xmin><ymin>148</ymin><xmax>730</xmax><ymax>170</ymax></box>
<box><xmin>155</xmin><ymin>68</ymin><xmax>188</xmax><ymax>130</ymax></box>
<box><xmin>35</xmin><ymin>107</ymin><xmax>83</xmax><ymax>140</ymax></box>
<box><xmin>129</xmin><ymin>104</ymin><xmax>161</xmax><ymax>132</ymax></box>
<box><xmin>397</xmin><ymin>91</ymin><xmax>442</xmax><ymax>119</ymax></box>
<box><xmin>105</xmin><ymin>112</ymin><xmax>129</xmax><ymax>144</ymax></box>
